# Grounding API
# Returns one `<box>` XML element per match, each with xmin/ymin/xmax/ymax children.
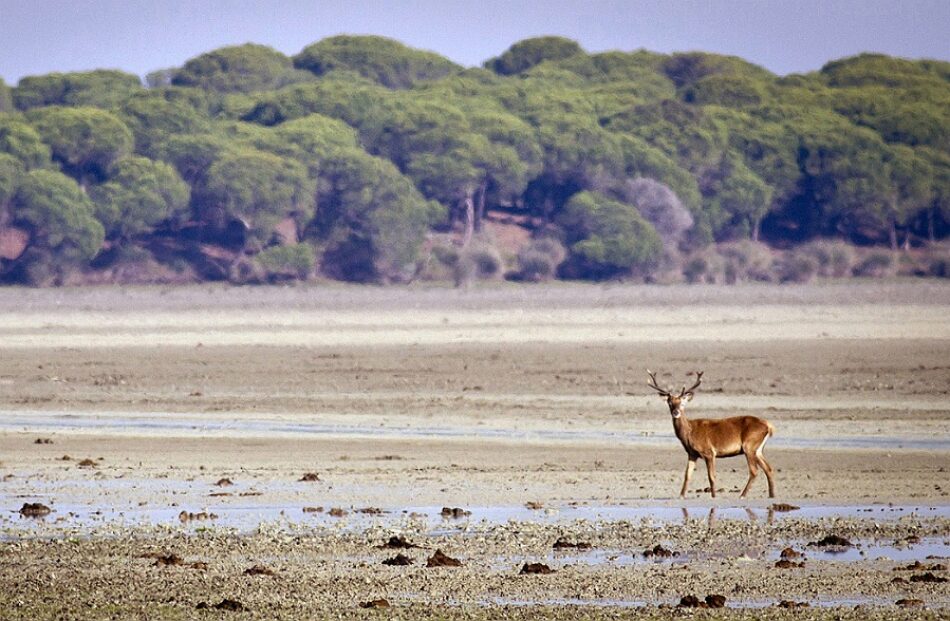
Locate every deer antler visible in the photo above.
<box><xmin>646</xmin><ymin>370</ymin><xmax>672</xmax><ymax>397</ymax></box>
<box><xmin>680</xmin><ymin>371</ymin><xmax>704</xmax><ymax>398</ymax></box>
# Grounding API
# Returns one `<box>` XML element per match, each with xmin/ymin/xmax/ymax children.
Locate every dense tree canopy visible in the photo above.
<box><xmin>1</xmin><ymin>35</ymin><xmax>948</xmax><ymax>285</ymax></box>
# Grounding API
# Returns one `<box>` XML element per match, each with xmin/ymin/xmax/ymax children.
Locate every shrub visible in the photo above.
<box><xmin>853</xmin><ymin>250</ymin><xmax>897</xmax><ymax>278</ymax></box>
<box><xmin>256</xmin><ymin>243</ymin><xmax>315</xmax><ymax>280</ymax></box>
<box><xmin>682</xmin><ymin>248</ymin><xmax>725</xmax><ymax>284</ymax></box>
<box><xmin>774</xmin><ymin>252</ymin><xmax>819</xmax><ymax>283</ymax></box>
<box><xmin>798</xmin><ymin>240</ymin><xmax>856</xmax><ymax>277</ymax></box>
<box><xmin>454</xmin><ymin>241</ymin><xmax>502</xmax><ymax>287</ymax></box>
<box><xmin>716</xmin><ymin>241</ymin><xmax>774</xmax><ymax>283</ymax></box>
<box><xmin>514</xmin><ymin>238</ymin><xmax>566</xmax><ymax>282</ymax></box>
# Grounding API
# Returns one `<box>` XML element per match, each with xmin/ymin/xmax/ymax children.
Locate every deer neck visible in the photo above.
<box><xmin>672</xmin><ymin>413</ymin><xmax>693</xmax><ymax>447</ymax></box>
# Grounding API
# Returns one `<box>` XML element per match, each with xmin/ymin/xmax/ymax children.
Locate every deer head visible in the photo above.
<box><xmin>647</xmin><ymin>370</ymin><xmax>703</xmax><ymax>418</ymax></box>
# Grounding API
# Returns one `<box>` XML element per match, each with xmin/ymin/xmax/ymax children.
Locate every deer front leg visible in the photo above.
<box><xmin>680</xmin><ymin>457</ymin><xmax>697</xmax><ymax>498</ymax></box>
<box><xmin>704</xmin><ymin>455</ymin><xmax>717</xmax><ymax>498</ymax></box>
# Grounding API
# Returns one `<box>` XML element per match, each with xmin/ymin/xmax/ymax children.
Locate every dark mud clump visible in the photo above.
<box><xmin>357</xmin><ymin>507</ymin><xmax>384</xmax><ymax>515</ymax></box>
<box><xmin>775</xmin><ymin>559</ymin><xmax>805</xmax><ymax>569</ymax></box>
<box><xmin>520</xmin><ymin>563</ymin><xmax>555</xmax><ymax>575</ymax></box>
<box><xmin>440</xmin><ymin>506</ymin><xmax>471</xmax><ymax>518</ymax></box>
<box><xmin>808</xmin><ymin>534</ymin><xmax>853</xmax><ymax>547</ymax></box>
<box><xmin>34</xmin><ymin>438</ymin><xmax>53</xmax><ymax>444</ymax></box>
<box><xmin>910</xmin><ymin>572</ymin><xmax>948</xmax><ymax>583</ymax></box>
<box><xmin>770</xmin><ymin>503</ymin><xmax>800</xmax><ymax>512</ymax></box>
<box><xmin>896</xmin><ymin>599</ymin><xmax>925</xmax><ymax>608</ymax></box>
<box><xmin>197</xmin><ymin>599</ymin><xmax>246</xmax><ymax>612</ymax></box>
<box><xmin>179</xmin><ymin>510</ymin><xmax>217</xmax><ymax>522</ymax></box>
<box><xmin>19</xmin><ymin>502</ymin><xmax>51</xmax><ymax>517</ymax></box>
<box><xmin>525</xmin><ymin>501</ymin><xmax>544</xmax><ymax>510</ymax></box>
<box><xmin>780</xmin><ymin>547</ymin><xmax>803</xmax><ymax>560</ymax></box>
<box><xmin>77</xmin><ymin>458</ymin><xmax>97</xmax><ymax>468</ymax></box>
<box><xmin>303</xmin><ymin>506</ymin><xmax>323</xmax><ymax>513</ymax></box>
<box><xmin>328</xmin><ymin>507</ymin><xmax>348</xmax><ymax>517</ymax></box>
<box><xmin>777</xmin><ymin>601</ymin><xmax>810</xmax><ymax>609</ymax></box>
<box><xmin>678</xmin><ymin>594</ymin><xmax>726</xmax><ymax>609</ymax></box>
<box><xmin>643</xmin><ymin>544</ymin><xmax>676</xmax><ymax>558</ymax></box>
<box><xmin>215</xmin><ymin>478</ymin><xmax>233</xmax><ymax>486</ymax></box>
<box><xmin>553</xmin><ymin>537</ymin><xmax>592</xmax><ymax>551</ymax></box>
<box><xmin>299</xmin><ymin>472</ymin><xmax>320</xmax><ymax>482</ymax></box>
<box><xmin>380</xmin><ymin>535</ymin><xmax>419</xmax><ymax>549</ymax></box>
<box><xmin>895</xmin><ymin>561</ymin><xmax>946</xmax><ymax>571</ymax></box>
<box><xmin>153</xmin><ymin>553</ymin><xmax>184</xmax><ymax>566</ymax></box>
<box><xmin>382</xmin><ymin>554</ymin><xmax>413</xmax><ymax>566</ymax></box>
<box><xmin>359</xmin><ymin>599</ymin><xmax>390</xmax><ymax>609</ymax></box>
<box><xmin>244</xmin><ymin>564</ymin><xmax>275</xmax><ymax>576</ymax></box>
<box><xmin>426</xmin><ymin>549</ymin><xmax>462</xmax><ymax>568</ymax></box>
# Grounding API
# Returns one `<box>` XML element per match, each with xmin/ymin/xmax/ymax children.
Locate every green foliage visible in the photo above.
<box><xmin>0</xmin><ymin>79</ymin><xmax>13</xmax><ymax>112</ymax></box>
<box><xmin>26</xmin><ymin>106</ymin><xmax>133</xmax><ymax>183</ymax></box>
<box><xmin>0</xmin><ymin>153</ymin><xmax>23</xmax><ymax>208</ymax></box>
<box><xmin>486</xmin><ymin>37</ymin><xmax>585</xmax><ymax>75</ymax></box>
<box><xmin>0</xmin><ymin>114</ymin><xmax>52</xmax><ymax>169</ymax></box>
<box><xmin>558</xmin><ymin>191</ymin><xmax>662</xmax><ymax>278</ymax></box>
<box><xmin>256</xmin><ymin>243</ymin><xmax>315</xmax><ymax>279</ymax></box>
<box><xmin>173</xmin><ymin>44</ymin><xmax>309</xmax><ymax>93</ymax></box>
<box><xmin>13</xmin><ymin>70</ymin><xmax>142</xmax><ymax>110</ymax></box>
<box><xmin>119</xmin><ymin>91</ymin><xmax>211</xmax><ymax>157</ymax></box>
<box><xmin>198</xmin><ymin>147</ymin><xmax>315</xmax><ymax>240</ymax></box>
<box><xmin>294</xmin><ymin>36</ymin><xmax>460</xmax><ymax>89</ymax></box>
<box><xmin>91</xmin><ymin>156</ymin><xmax>190</xmax><ymax>240</ymax></box>
<box><xmin>12</xmin><ymin>168</ymin><xmax>104</xmax><ymax>261</ymax></box>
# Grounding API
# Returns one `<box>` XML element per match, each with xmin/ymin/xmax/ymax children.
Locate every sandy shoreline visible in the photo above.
<box><xmin>0</xmin><ymin>283</ymin><xmax>947</xmax><ymax>618</ymax></box>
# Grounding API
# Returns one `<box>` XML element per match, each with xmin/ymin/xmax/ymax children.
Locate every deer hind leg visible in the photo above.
<box><xmin>680</xmin><ymin>457</ymin><xmax>697</xmax><ymax>498</ymax></box>
<box><xmin>704</xmin><ymin>456</ymin><xmax>717</xmax><ymax>498</ymax></box>
<box><xmin>757</xmin><ymin>452</ymin><xmax>776</xmax><ymax>498</ymax></box>
<box><xmin>739</xmin><ymin>451</ymin><xmax>759</xmax><ymax>498</ymax></box>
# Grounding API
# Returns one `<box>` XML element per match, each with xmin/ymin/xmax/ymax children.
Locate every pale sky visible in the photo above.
<box><xmin>1</xmin><ymin>0</ymin><xmax>948</xmax><ymax>84</ymax></box>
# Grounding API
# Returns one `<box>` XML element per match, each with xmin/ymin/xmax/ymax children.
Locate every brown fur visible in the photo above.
<box><xmin>653</xmin><ymin>379</ymin><xmax>776</xmax><ymax>499</ymax></box>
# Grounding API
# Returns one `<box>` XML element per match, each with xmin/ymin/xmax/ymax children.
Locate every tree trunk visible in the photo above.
<box><xmin>929</xmin><ymin>207</ymin><xmax>936</xmax><ymax>243</ymax></box>
<box><xmin>462</xmin><ymin>192</ymin><xmax>475</xmax><ymax>248</ymax></box>
<box><xmin>751</xmin><ymin>218</ymin><xmax>760</xmax><ymax>242</ymax></box>
<box><xmin>889</xmin><ymin>217</ymin><xmax>898</xmax><ymax>251</ymax></box>
<box><xmin>474</xmin><ymin>182</ymin><xmax>487</xmax><ymax>233</ymax></box>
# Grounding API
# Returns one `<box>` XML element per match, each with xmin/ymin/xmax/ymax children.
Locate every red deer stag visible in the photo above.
<box><xmin>647</xmin><ymin>371</ymin><xmax>776</xmax><ymax>498</ymax></box>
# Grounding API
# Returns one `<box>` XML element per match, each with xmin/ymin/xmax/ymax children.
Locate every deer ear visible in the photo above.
<box><xmin>683</xmin><ymin>393</ymin><xmax>693</xmax><ymax>402</ymax></box>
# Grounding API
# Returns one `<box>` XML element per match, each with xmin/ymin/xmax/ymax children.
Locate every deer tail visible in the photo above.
<box><xmin>767</xmin><ymin>422</ymin><xmax>776</xmax><ymax>438</ymax></box>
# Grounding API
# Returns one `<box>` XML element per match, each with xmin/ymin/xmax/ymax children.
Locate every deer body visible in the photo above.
<box><xmin>649</xmin><ymin>372</ymin><xmax>776</xmax><ymax>499</ymax></box>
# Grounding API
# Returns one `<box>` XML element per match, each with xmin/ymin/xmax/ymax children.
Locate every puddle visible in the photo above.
<box><xmin>480</xmin><ymin>596</ymin><xmax>928</xmax><ymax>609</ymax></box>
<box><xmin>2</xmin><ymin>410</ymin><xmax>946</xmax><ymax>451</ymax></box>
<box><xmin>3</xmin><ymin>497</ymin><xmax>947</xmax><ymax>538</ymax></box>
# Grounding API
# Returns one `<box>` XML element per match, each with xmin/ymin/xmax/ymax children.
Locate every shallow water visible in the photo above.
<box><xmin>2</xmin><ymin>410</ymin><xmax>947</xmax><ymax>450</ymax></box>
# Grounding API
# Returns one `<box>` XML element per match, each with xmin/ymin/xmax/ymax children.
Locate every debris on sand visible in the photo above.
<box><xmin>380</xmin><ymin>535</ymin><xmax>419</xmax><ymax>549</ymax></box>
<box><xmin>808</xmin><ymin>534</ymin><xmax>852</xmax><ymax>547</ymax></box>
<box><xmin>19</xmin><ymin>502</ymin><xmax>51</xmax><ymax>517</ymax></box>
<box><xmin>77</xmin><ymin>458</ymin><xmax>97</xmax><ymax>468</ymax></box>
<box><xmin>896</xmin><ymin>598</ymin><xmax>925</xmax><ymax>608</ymax></box>
<box><xmin>426</xmin><ymin>549</ymin><xmax>462</xmax><ymax>568</ymax></box>
<box><xmin>895</xmin><ymin>561</ymin><xmax>946</xmax><ymax>571</ymax></box>
<box><xmin>208</xmin><ymin>492</ymin><xmax>231</xmax><ymax>497</ymax></box>
<box><xmin>60</xmin><ymin>455</ymin><xmax>72</xmax><ymax>461</ymax></box>
<box><xmin>705</xmin><ymin>594</ymin><xmax>727</xmax><ymax>608</ymax></box>
<box><xmin>214</xmin><ymin>478</ymin><xmax>233</xmax><ymax>487</ymax></box>
<box><xmin>775</xmin><ymin>559</ymin><xmax>805</xmax><ymax>569</ymax></box>
<box><xmin>910</xmin><ymin>572</ymin><xmax>948</xmax><ymax>583</ymax></box>
<box><xmin>642</xmin><ymin>544</ymin><xmax>676</xmax><ymax>558</ymax></box>
<box><xmin>179</xmin><ymin>510</ymin><xmax>217</xmax><ymax>522</ymax></box>
<box><xmin>677</xmin><ymin>594</ymin><xmax>726</xmax><ymax>609</ymax></box>
<box><xmin>303</xmin><ymin>506</ymin><xmax>323</xmax><ymax>513</ymax></box>
<box><xmin>552</xmin><ymin>537</ymin><xmax>591</xmax><ymax>551</ymax></box>
<box><xmin>298</xmin><ymin>472</ymin><xmax>320</xmax><ymax>482</ymax></box>
<box><xmin>34</xmin><ymin>438</ymin><xmax>53</xmax><ymax>444</ymax></box>
<box><xmin>520</xmin><ymin>562</ymin><xmax>555</xmax><ymax>575</ymax></box>
<box><xmin>328</xmin><ymin>507</ymin><xmax>348</xmax><ymax>517</ymax></box>
<box><xmin>196</xmin><ymin>599</ymin><xmax>246</xmax><ymax>611</ymax></box>
<box><xmin>440</xmin><ymin>506</ymin><xmax>471</xmax><ymax>518</ymax></box>
<box><xmin>359</xmin><ymin>599</ymin><xmax>390</xmax><ymax>608</ymax></box>
<box><xmin>780</xmin><ymin>547</ymin><xmax>803</xmax><ymax>559</ymax></box>
<box><xmin>525</xmin><ymin>501</ymin><xmax>544</xmax><ymax>510</ymax></box>
<box><xmin>244</xmin><ymin>564</ymin><xmax>275</xmax><ymax>576</ymax></box>
<box><xmin>357</xmin><ymin>507</ymin><xmax>384</xmax><ymax>515</ymax></box>
<box><xmin>382</xmin><ymin>554</ymin><xmax>413</xmax><ymax>566</ymax></box>
<box><xmin>770</xmin><ymin>503</ymin><xmax>800</xmax><ymax>512</ymax></box>
<box><xmin>777</xmin><ymin>600</ymin><xmax>810</xmax><ymax>609</ymax></box>
<box><xmin>152</xmin><ymin>553</ymin><xmax>184</xmax><ymax>566</ymax></box>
